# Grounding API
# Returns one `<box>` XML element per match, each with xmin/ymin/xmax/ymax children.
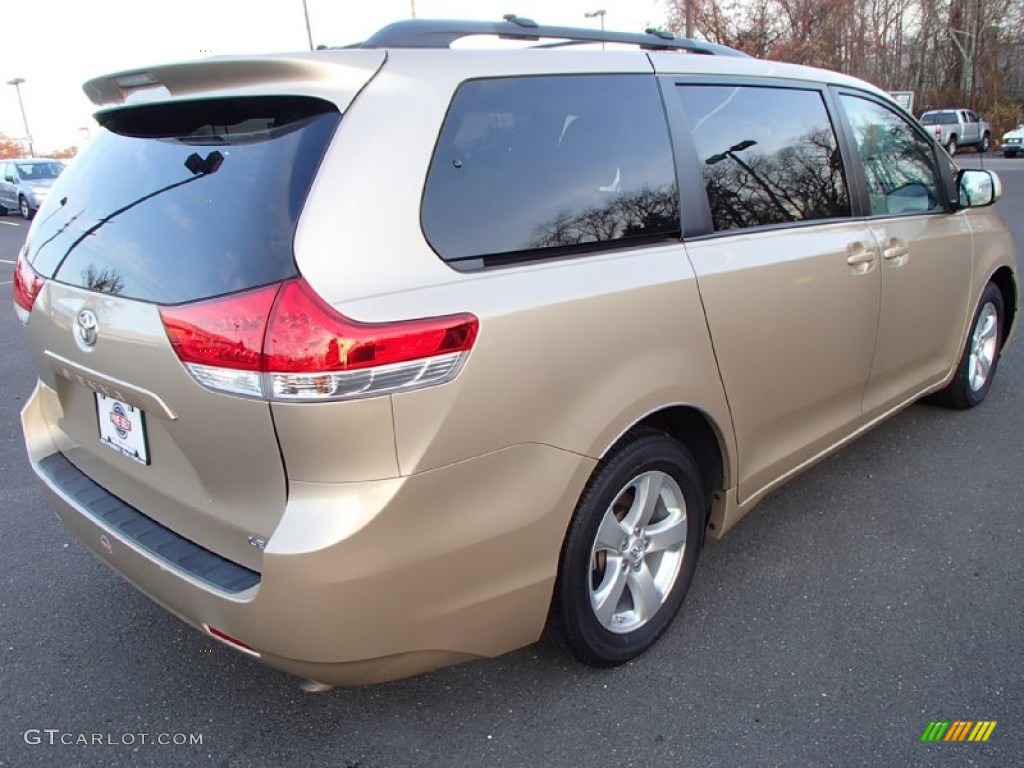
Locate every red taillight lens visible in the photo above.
<box><xmin>159</xmin><ymin>278</ymin><xmax>479</xmax><ymax>400</ymax></box>
<box><xmin>160</xmin><ymin>284</ymin><xmax>280</xmax><ymax>372</ymax></box>
<box><xmin>13</xmin><ymin>250</ymin><xmax>45</xmax><ymax>321</ymax></box>
<box><xmin>264</xmin><ymin>278</ymin><xmax>478</xmax><ymax>372</ymax></box>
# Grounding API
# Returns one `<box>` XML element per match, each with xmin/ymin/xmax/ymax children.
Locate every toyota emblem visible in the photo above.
<box><xmin>76</xmin><ymin>309</ymin><xmax>98</xmax><ymax>347</ymax></box>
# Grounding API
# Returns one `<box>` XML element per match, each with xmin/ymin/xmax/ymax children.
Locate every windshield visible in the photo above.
<box><xmin>16</xmin><ymin>162</ymin><xmax>63</xmax><ymax>180</ymax></box>
<box><xmin>921</xmin><ymin>112</ymin><xmax>956</xmax><ymax>125</ymax></box>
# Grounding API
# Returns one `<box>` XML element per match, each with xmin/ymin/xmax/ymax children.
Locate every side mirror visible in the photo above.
<box><xmin>3</xmin><ymin>176</ymin><xmax>14</xmax><ymax>183</ymax></box>
<box><xmin>958</xmin><ymin>169</ymin><xmax>1001</xmax><ymax>208</ymax></box>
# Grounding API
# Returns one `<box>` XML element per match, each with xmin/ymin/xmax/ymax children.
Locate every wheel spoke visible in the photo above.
<box><xmin>977</xmin><ymin>308</ymin><xmax>997</xmax><ymax>344</ymax></box>
<box><xmin>976</xmin><ymin>354</ymin><xmax>991</xmax><ymax>383</ymax></box>
<box><xmin>627</xmin><ymin>563</ymin><xmax>663</xmax><ymax>623</ymax></box>
<box><xmin>592</xmin><ymin>558</ymin><xmax>628</xmax><ymax>626</ymax></box>
<box><xmin>645</xmin><ymin>513</ymin><xmax>687</xmax><ymax>553</ymax></box>
<box><xmin>623</xmin><ymin>473</ymin><xmax>663</xmax><ymax>531</ymax></box>
<box><xmin>593</xmin><ymin>509</ymin><xmax>627</xmax><ymax>552</ymax></box>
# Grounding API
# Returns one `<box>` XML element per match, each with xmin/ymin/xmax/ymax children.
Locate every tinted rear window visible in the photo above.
<box><xmin>27</xmin><ymin>97</ymin><xmax>339</xmax><ymax>304</ymax></box>
<box><xmin>422</xmin><ymin>75</ymin><xmax>679</xmax><ymax>264</ymax></box>
<box><xmin>920</xmin><ymin>111</ymin><xmax>956</xmax><ymax>125</ymax></box>
<box><xmin>677</xmin><ymin>85</ymin><xmax>850</xmax><ymax>232</ymax></box>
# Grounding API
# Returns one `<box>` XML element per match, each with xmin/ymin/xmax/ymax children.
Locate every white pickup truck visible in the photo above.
<box><xmin>919</xmin><ymin>109</ymin><xmax>992</xmax><ymax>155</ymax></box>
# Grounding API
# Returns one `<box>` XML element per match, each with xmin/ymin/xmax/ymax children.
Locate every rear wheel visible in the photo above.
<box><xmin>547</xmin><ymin>432</ymin><xmax>705</xmax><ymax>667</ymax></box>
<box><xmin>947</xmin><ymin>135</ymin><xmax>958</xmax><ymax>156</ymax></box>
<box><xmin>929</xmin><ymin>282</ymin><xmax>1004</xmax><ymax>409</ymax></box>
<box><xmin>1005</xmin><ymin>150</ymin><xmax>1018</xmax><ymax>159</ymax></box>
<box><xmin>980</xmin><ymin>133</ymin><xmax>991</xmax><ymax>153</ymax></box>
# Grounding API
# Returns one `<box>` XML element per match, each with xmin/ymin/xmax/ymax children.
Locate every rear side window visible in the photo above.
<box><xmin>422</xmin><ymin>75</ymin><xmax>679</xmax><ymax>263</ymax></box>
<box><xmin>676</xmin><ymin>85</ymin><xmax>850</xmax><ymax>232</ymax></box>
<box><xmin>28</xmin><ymin>97</ymin><xmax>339</xmax><ymax>304</ymax></box>
<box><xmin>921</xmin><ymin>111</ymin><xmax>956</xmax><ymax>125</ymax></box>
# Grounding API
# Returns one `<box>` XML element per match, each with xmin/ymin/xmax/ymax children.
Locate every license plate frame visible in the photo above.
<box><xmin>96</xmin><ymin>394</ymin><xmax>150</xmax><ymax>465</ymax></box>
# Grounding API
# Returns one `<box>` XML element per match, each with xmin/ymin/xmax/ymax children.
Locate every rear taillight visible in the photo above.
<box><xmin>13</xmin><ymin>249</ymin><xmax>45</xmax><ymax>323</ymax></box>
<box><xmin>159</xmin><ymin>278</ymin><xmax>478</xmax><ymax>401</ymax></box>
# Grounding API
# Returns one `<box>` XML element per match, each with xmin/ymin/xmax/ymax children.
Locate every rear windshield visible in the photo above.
<box><xmin>920</xmin><ymin>111</ymin><xmax>956</xmax><ymax>125</ymax></box>
<box><xmin>27</xmin><ymin>96</ymin><xmax>339</xmax><ymax>304</ymax></box>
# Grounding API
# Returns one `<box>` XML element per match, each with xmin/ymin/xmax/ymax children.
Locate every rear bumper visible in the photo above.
<box><xmin>22</xmin><ymin>381</ymin><xmax>595</xmax><ymax>685</ymax></box>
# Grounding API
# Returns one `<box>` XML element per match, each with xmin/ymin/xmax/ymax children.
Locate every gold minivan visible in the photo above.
<box><xmin>16</xmin><ymin>18</ymin><xmax>1019</xmax><ymax>687</ymax></box>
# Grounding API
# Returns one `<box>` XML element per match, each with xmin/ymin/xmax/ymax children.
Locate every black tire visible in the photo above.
<box><xmin>19</xmin><ymin>195</ymin><xmax>34</xmax><ymax>220</ymax></box>
<box><xmin>1004</xmin><ymin>150</ymin><xmax>1018</xmax><ymax>159</ymax></box>
<box><xmin>929</xmin><ymin>282</ymin><xmax>1004</xmax><ymax>409</ymax></box>
<box><xmin>0</xmin><ymin>203</ymin><xmax>7</xmax><ymax>216</ymax></box>
<box><xmin>980</xmin><ymin>133</ymin><xmax>991</xmax><ymax>153</ymax></box>
<box><xmin>947</xmin><ymin>135</ymin><xmax>958</xmax><ymax>156</ymax></box>
<box><xmin>547</xmin><ymin>431</ymin><xmax>705</xmax><ymax>667</ymax></box>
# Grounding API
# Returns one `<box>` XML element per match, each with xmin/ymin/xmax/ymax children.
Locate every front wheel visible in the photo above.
<box><xmin>929</xmin><ymin>282</ymin><xmax>1004</xmax><ymax>409</ymax></box>
<box><xmin>547</xmin><ymin>432</ymin><xmax>705</xmax><ymax>667</ymax></box>
<box><xmin>19</xmin><ymin>195</ymin><xmax>33</xmax><ymax>220</ymax></box>
<box><xmin>1004</xmin><ymin>150</ymin><xmax>1018</xmax><ymax>159</ymax></box>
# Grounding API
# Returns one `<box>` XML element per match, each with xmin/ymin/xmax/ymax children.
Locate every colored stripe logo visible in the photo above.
<box><xmin>921</xmin><ymin>721</ymin><xmax>997</xmax><ymax>742</ymax></box>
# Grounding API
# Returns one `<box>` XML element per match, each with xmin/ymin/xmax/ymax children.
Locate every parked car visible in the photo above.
<box><xmin>0</xmin><ymin>158</ymin><xmax>65</xmax><ymax>219</ymax></box>
<box><xmin>15</xmin><ymin>17</ymin><xmax>1020</xmax><ymax>688</ymax></box>
<box><xmin>919</xmin><ymin>109</ymin><xmax>992</xmax><ymax>155</ymax></box>
<box><xmin>1000</xmin><ymin>124</ymin><xmax>1024</xmax><ymax>157</ymax></box>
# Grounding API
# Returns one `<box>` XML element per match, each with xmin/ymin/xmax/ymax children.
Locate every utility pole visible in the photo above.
<box><xmin>410</xmin><ymin>0</ymin><xmax>416</xmax><ymax>18</ymax></box>
<box><xmin>685</xmin><ymin>0</ymin><xmax>695</xmax><ymax>38</ymax></box>
<box><xmin>7</xmin><ymin>78</ymin><xmax>34</xmax><ymax>157</ymax></box>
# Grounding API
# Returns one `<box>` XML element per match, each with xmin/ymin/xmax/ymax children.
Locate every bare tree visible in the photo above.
<box><xmin>662</xmin><ymin>0</ymin><xmax>1024</xmax><ymax>133</ymax></box>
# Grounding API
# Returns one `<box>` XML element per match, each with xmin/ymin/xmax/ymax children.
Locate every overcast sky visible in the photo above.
<box><xmin>0</xmin><ymin>0</ymin><xmax>668</xmax><ymax>153</ymax></box>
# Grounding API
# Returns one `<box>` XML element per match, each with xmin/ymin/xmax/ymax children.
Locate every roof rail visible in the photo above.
<box><xmin>354</xmin><ymin>16</ymin><xmax>749</xmax><ymax>57</ymax></box>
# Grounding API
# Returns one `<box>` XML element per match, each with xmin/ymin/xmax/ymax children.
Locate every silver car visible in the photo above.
<box><xmin>0</xmin><ymin>158</ymin><xmax>65</xmax><ymax>219</ymax></box>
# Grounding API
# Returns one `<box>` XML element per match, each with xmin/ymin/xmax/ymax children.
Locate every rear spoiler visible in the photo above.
<box><xmin>83</xmin><ymin>50</ymin><xmax>387</xmax><ymax>110</ymax></box>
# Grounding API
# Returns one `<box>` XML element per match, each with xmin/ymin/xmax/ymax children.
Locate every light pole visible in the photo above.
<box><xmin>706</xmin><ymin>140</ymin><xmax>793</xmax><ymax>221</ymax></box>
<box><xmin>585</xmin><ymin>9</ymin><xmax>606</xmax><ymax>49</ymax></box>
<box><xmin>301</xmin><ymin>0</ymin><xmax>314</xmax><ymax>50</ymax></box>
<box><xmin>7</xmin><ymin>77</ymin><xmax>34</xmax><ymax>157</ymax></box>
<box><xmin>584</xmin><ymin>9</ymin><xmax>606</xmax><ymax>31</ymax></box>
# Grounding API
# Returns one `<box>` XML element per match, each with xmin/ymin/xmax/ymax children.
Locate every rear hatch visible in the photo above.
<box><xmin>18</xmin><ymin>54</ymin><xmax>383</xmax><ymax>571</ymax></box>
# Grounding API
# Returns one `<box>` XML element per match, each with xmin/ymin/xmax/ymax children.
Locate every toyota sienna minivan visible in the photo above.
<box><xmin>16</xmin><ymin>17</ymin><xmax>1019</xmax><ymax>687</ymax></box>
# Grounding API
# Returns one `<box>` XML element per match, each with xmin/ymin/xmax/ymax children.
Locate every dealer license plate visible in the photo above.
<box><xmin>96</xmin><ymin>394</ymin><xmax>149</xmax><ymax>465</ymax></box>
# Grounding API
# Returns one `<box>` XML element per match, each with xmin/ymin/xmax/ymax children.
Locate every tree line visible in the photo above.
<box><xmin>665</xmin><ymin>0</ymin><xmax>1024</xmax><ymax>134</ymax></box>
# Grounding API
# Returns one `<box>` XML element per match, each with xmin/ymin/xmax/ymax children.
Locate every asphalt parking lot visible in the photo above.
<box><xmin>0</xmin><ymin>160</ymin><xmax>1022</xmax><ymax>767</ymax></box>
